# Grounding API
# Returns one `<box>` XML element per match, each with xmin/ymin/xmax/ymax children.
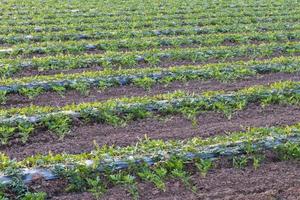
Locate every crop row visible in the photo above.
<box><xmin>2</xmin><ymin>3</ymin><xmax>296</xmax><ymax>21</ymax></box>
<box><xmin>1</xmin><ymin>20</ymin><xmax>299</xmax><ymax>46</ymax></box>
<box><xmin>2</xmin><ymin>6</ymin><xmax>294</xmax><ymax>25</ymax></box>
<box><xmin>0</xmin><ymin>8</ymin><xmax>297</xmax><ymax>34</ymax></box>
<box><xmin>0</xmin><ymin>1</ymin><xmax>291</xmax><ymax>20</ymax></box>
<box><xmin>2</xmin><ymin>30</ymin><xmax>299</xmax><ymax>59</ymax></box>
<box><xmin>1</xmin><ymin>6</ymin><xmax>298</xmax><ymax>31</ymax></box>
<box><xmin>0</xmin><ymin>14</ymin><xmax>299</xmax><ymax>44</ymax></box>
<box><xmin>1</xmin><ymin>122</ymin><xmax>300</xmax><ymax>198</ymax></box>
<box><xmin>1</xmin><ymin>41</ymin><xmax>299</xmax><ymax>77</ymax></box>
<box><xmin>0</xmin><ymin>56</ymin><xmax>299</xmax><ymax>97</ymax></box>
<box><xmin>0</xmin><ymin>80</ymin><xmax>299</xmax><ymax>144</ymax></box>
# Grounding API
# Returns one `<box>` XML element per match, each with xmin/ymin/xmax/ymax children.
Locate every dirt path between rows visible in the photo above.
<box><xmin>2</xmin><ymin>104</ymin><xmax>300</xmax><ymax>160</ymax></box>
<box><xmin>3</xmin><ymin>72</ymin><xmax>300</xmax><ymax>109</ymax></box>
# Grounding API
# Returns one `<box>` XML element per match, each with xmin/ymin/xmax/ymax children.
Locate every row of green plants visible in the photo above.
<box><xmin>1</xmin><ymin>122</ymin><xmax>300</xmax><ymax>199</ymax></box>
<box><xmin>1</xmin><ymin>0</ymin><xmax>293</xmax><ymax>25</ymax></box>
<box><xmin>1</xmin><ymin>41</ymin><xmax>298</xmax><ymax>76</ymax></box>
<box><xmin>1</xmin><ymin>14</ymin><xmax>299</xmax><ymax>45</ymax></box>
<box><xmin>1</xmin><ymin>0</ymin><xmax>290</xmax><ymax>20</ymax></box>
<box><xmin>2</xmin><ymin>7</ymin><xmax>295</xmax><ymax>30</ymax></box>
<box><xmin>1</xmin><ymin>0</ymin><xmax>288</xmax><ymax>13</ymax></box>
<box><xmin>1</xmin><ymin>143</ymin><xmax>298</xmax><ymax>199</ymax></box>
<box><xmin>1</xmin><ymin>7</ymin><xmax>298</xmax><ymax>35</ymax></box>
<box><xmin>0</xmin><ymin>80</ymin><xmax>300</xmax><ymax>144</ymax></box>
<box><xmin>0</xmin><ymin>56</ymin><xmax>299</xmax><ymax>98</ymax></box>
<box><xmin>1</xmin><ymin>7</ymin><xmax>297</xmax><ymax>37</ymax></box>
<box><xmin>2</xmin><ymin>29</ymin><xmax>299</xmax><ymax>59</ymax></box>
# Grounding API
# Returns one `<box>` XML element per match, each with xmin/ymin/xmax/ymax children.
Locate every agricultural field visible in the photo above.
<box><xmin>1</xmin><ymin>0</ymin><xmax>300</xmax><ymax>199</ymax></box>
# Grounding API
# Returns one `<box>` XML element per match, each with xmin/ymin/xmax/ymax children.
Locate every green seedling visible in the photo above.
<box><xmin>18</xmin><ymin>122</ymin><xmax>34</xmax><ymax>144</ymax></box>
<box><xmin>42</xmin><ymin>114</ymin><xmax>71</xmax><ymax>139</ymax></box>
<box><xmin>87</xmin><ymin>176</ymin><xmax>107</xmax><ymax>200</ymax></box>
<box><xmin>195</xmin><ymin>159</ymin><xmax>213</xmax><ymax>177</ymax></box>
<box><xmin>0</xmin><ymin>126</ymin><xmax>15</xmax><ymax>145</ymax></box>
<box><xmin>19</xmin><ymin>87</ymin><xmax>44</xmax><ymax>99</ymax></box>
<box><xmin>133</xmin><ymin>77</ymin><xmax>156</xmax><ymax>90</ymax></box>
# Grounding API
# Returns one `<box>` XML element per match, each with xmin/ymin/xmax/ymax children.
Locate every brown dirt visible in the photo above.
<box><xmin>2</xmin><ymin>103</ymin><xmax>300</xmax><ymax>160</ymax></box>
<box><xmin>2</xmin><ymin>72</ymin><xmax>300</xmax><ymax>109</ymax></box>
<box><xmin>36</xmin><ymin>159</ymin><xmax>300</xmax><ymax>200</ymax></box>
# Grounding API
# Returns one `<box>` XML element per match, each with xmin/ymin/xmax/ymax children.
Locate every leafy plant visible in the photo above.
<box><xmin>0</xmin><ymin>91</ymin><xmax>7</xmax><ymax>104</ymax></box>
<box><xmin>138</xmin><ymin>167</ymin><xmax>167</xmax><ymax>191</ymax></box>
<box><xmin>179</xmin><ymin>107</ymin><xmax>199</xmax><ymax>127</ymax></box>
<box><xmin>233</xmin><ymin>155</ymin><xmax>248</xmax><ymax>168</ymax></box>
<box><xmin>42</xmin><ymin>114</ymin><xmax>71</xmax><ymax>139</ymax></box>
<box><xmin>18</xmin><ymin>122</ymin><xmax>34</xmax><ymax>143</ymax></box>
<box><xmin>98</xmin><ymin>80</ymin><xmax>108</xmax><ymax>91</ymax></box>
<box><xmin>19</xmin><ymin>87</ymin><xmax>44</xmax><ymax>99</ymax></box>
<box><xmin>0</xmin><ymin>126</ymin><xmax>15</xmax><ymax>145</ymax></box>
<box><xmin>54</xmin><ymin>165</ymin><xmax>93</xmax><ymax>192</ymax></box>
<box><xmin>21</xmin><ymin>192</ymin><xmax>46</xmax><ymax>200</ymax></box>
<box><xmin>276</xmin><ymin>142</ymin><xmax>300</xmax><ymax>160</ymax></box>
<box><xmin>109</xmin><ymin>172</ymin><xmax>139</xmax><ymax>200</ymax></box>
<box><xmin>133</xmin><ymin>77</ymin><xmax>156</xmax><ymax>90</ymax></box>
<box><xmin>87</xmin><ymin>176</ymin><xmax>107</xmax><ymax>199</ymax></box>
<box><xmin>3</xmin><ymin>163</ymin><xmax>28</xmax><ymax>199</ymax></box>
<box><xmin>252</xmin><ymin>155</ymin><xmax>264</xmax><ymax>170</ymax></box>
<box><xmin>52</xmin><ymin>85</ymin><xmax>66</xmax><ymax>96</ymax></box>
<box><xmin>70</xmin><ymin>81</ymin><xmax>90</xmax><ymax>95</ymax></box>
<box><xmin>195</xmin><ymin>159</ymin><xmax>213</xmax><ymax>177</ymax></box>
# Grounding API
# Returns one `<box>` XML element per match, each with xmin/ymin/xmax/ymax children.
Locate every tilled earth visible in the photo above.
<box><xmin>2</xmin><ymin>71</ymin><xmax>300</xmax><ymax>199</ymax></box>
